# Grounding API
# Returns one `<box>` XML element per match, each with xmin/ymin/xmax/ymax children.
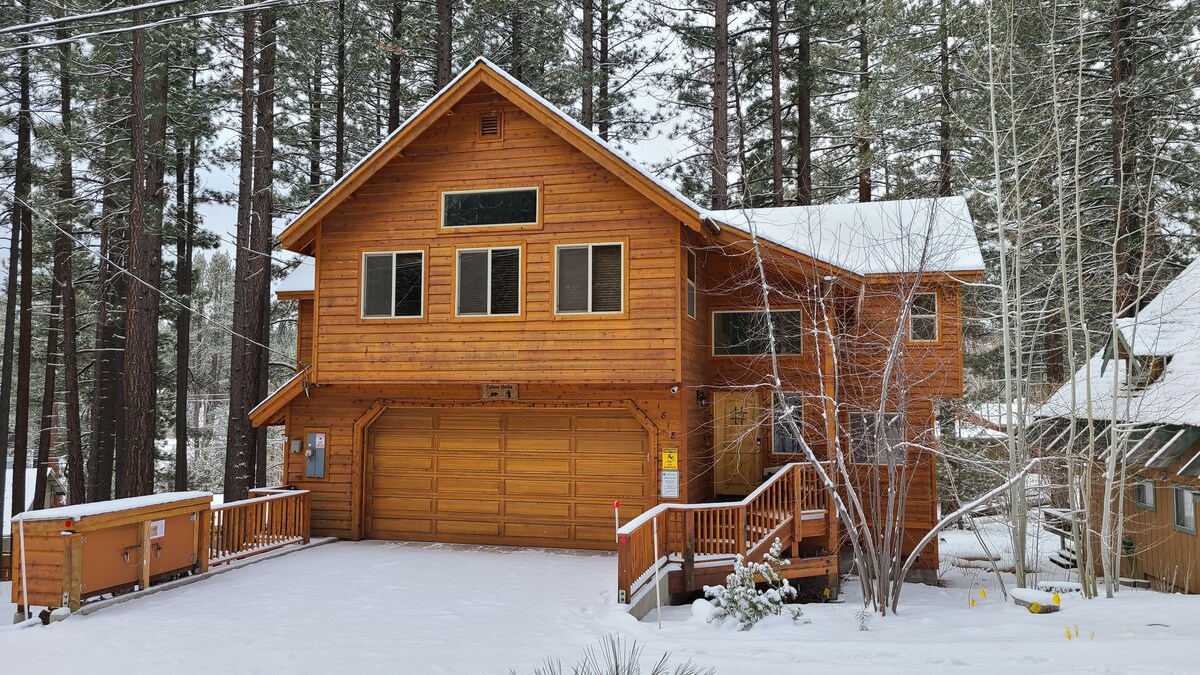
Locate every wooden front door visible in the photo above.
<box><xmin>713</xmin><ymin>390</ymin><xmax>764</xmax><ymax>496</ymax></box>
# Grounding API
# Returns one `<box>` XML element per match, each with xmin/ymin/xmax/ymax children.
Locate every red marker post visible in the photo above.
<box><xmin>613</xmin><ymin>501</ymin><xmax>620</xmax><ymax>543</ymax></box>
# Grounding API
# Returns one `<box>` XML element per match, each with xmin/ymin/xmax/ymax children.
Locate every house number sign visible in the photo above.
<box><xmin>480</xmin><ymin>384</ymin><xmax>518</xmax><ymax>400</ymax></box>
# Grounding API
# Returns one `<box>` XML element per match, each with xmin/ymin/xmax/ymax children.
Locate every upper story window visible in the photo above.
<box><xmin>849</xmin><ymin>412</ymin><xmax>906</xmax><ymax>464</ymax></box>
<box><xmin>686</xmin><ymin>250</ymin><xmax>697</xmax><ymax>320</ymax></box>
<box><xmin>909</xmin><ymin>292</ymin><xmax>939</xmax><ymax>342</ymax></box>
<box><xmin>457</xmin><ymin>247</ymin><xmax>521</xmax><ymax>316</ymax></box>
<box><xmin>555</xmin><ymin>243</ymin><xmax>623</xmax><ymax>314</ymax></box>
<box><xmin>772</xmin><ymin>392</ymin><xmax>805</xmax><ymax>455</ymax></box>
<box><xmin>442</xmin><ymin>187</ymin><xmax>538</xmax><ymax>228</ymax></box>
<box><xmin>712</xmin><ymin>310</ymin><xmax>802</xmax><ymax>356</ymax></box>
<box><xmin>362</xmin><ymin>251</ymin><xmax>423</xmax><ymax>318</ymax></box>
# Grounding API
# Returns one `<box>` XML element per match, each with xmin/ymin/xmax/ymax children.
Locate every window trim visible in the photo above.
<box><xmin>710</xmin><ymin>309</ymin><xmax>804</xmax><ymax>357</ymax></box>
<box><xmin>553</xmin><ymin>241</ymin><xmax>626</xmax><ymax>316</ymax></box>
<box><xmin>1132</xmin><ymin>479</ymin><xmax>1156</xmax><ymax>510</ymax></box>
<box><xmin>771</xmin><ymin>391</ymin><xmax>806</xmax><ymax>456</ymax></box>
<box><xmin>849</xmin><ymin>411</ymin><xmax>907</xmax><ymax>465</ymax></box>
<box><xmin>908</xmin><ymin>291</ymin><xmax>940</xmax><ymax>343</ymax></box>
<box><xmin>1173</xmin><ymin>486</ymin><xmax>1196</xmax><ymax>534</ymax></box>
<box><xmin>440</xmin><ymin>186</ymin><xmax>541</xmax><ymax>230</ymax></box>
<box><xmin>454</xmin><ymin>245</ymin><xmax>524</xmax><ymax>318</ymax></box>
<box><xmin>359</xmin><ymin>249</ymin><xmax>426</xmax><ymax>320</ymax></box>
<box><xmin>686</xmin><ymin>250</ymin><xmax>697</xmax><ymax>320</ymax></box>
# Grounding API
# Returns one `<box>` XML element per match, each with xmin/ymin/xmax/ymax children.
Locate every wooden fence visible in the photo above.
<box><xmin>206</xmin><ymin>488</ymin><xmax>311</xmax><ymax>567</ymax></box>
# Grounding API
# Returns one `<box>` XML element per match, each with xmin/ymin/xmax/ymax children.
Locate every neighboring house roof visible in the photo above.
<box><xmin>1038</xmin><ymin>259</ymin><xmax>1200</xmax><ymax>427</ymax></box>
<box><xmin>276</xmin><ymin>258</ymin><xmax>315</xmax><ymax>298</ymax></box>
<box><xmin>274</xmin><ymin>57</ymin><xmax>985</xmax><ymax>282</ymax></box>
<box><xmin>704</xmin><ymin>197</ymin><xmax>984</xmax><ymax>277</ymax></box>
<box><xmin>3</xmin><ymin>467</ymin><xmax>41</xmax><ymax>537</ymax></box>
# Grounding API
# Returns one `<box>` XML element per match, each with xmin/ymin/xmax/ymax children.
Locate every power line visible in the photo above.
<box><xmin>0</xmin><ymin>0</ymin><xmax>200</xmax><ymax>36</ymax></box>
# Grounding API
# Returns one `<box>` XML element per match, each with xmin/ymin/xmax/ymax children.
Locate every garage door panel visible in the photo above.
<box><xmin>438</xmin><ymin>520</ymin><xmax>502</xmax><ymax>536</ymax></box>
<box><xmin>438</xmin><ymin>456</ymin><xmax>501</xmax><ymax>472</ymax></box>
<box><xmin>506</xmin><ymin>501</ymin><xmax>571</xmax><ymax>518</ymax></box>
<box><xmin>505</xmin><ymin>457</ymin><xmax>571</xmax><ymax>474</ymax></box>
<box><xmin>505</xmin><ymin>479</ymin><xmax>572</xmax><ymax>497</ymax></box>
<box><xmin>365</xmin><ymin>407</ymin><xmax>649</xmax><ymax>549</ymax></box>
<box><xmin>438</xmin><ymin>498</ymin><xmax>501</xmax><ymax>515</ymax></box>
<box><xmin>438</xmin><ymin>477</ymin><xmax>502</xmax><ymax>494</ymax></box>
<box><xmin>370</xmin><ymin>476</ymin><xmax>434</xmax><ymax>492</ymax></box>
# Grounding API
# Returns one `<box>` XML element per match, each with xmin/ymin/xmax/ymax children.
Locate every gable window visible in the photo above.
<box><xmin>686</xmin><ymin>250</ymin><xmax>697</xmax><ymax>319</ymax></box>
<box><xmin>457</xmin><ymin>247</ymin><xmax>521</xmax><ymax>316</ymax></box>
<box><xmin>1133</xmin><ymin>480</ymin><xmax>1155</xmax><ymax>509</ymax></box>
<box><xmin>1174</xmin><ymin>486</ymin><xmax>1196</xmax><ymax>533</ymax></box>
<box><xmin>909</xmin><ymin>292</ymin><xmax>939</xmax><ymax>342</ymax></box>
<box><xmin>555</xmin><ymin>243</ymin><xmax>623</xmax><ymax>314</ymax></box>
<box><xmin>773</xmin><ymin>392</ymin><xmax>806</xmax><ymax>454</ymax></box>
<box><xmin>442</xmin><ymin>187</ymin><xmax>538</xmax><ymax>228</ymax></box>
<box><xmin>849</xmin><ymin>412</ymin><xmax>906</xmax><ymax>464</ymax></box>
<box><xmin>712</xmin><ymin>310</ymin><xmax>802</xmax><ymax>356</ymax></box>
<box><xmin>362</xmin><ymin>251</ymin><xmax>423</xmax><ymax>318</ymax></box>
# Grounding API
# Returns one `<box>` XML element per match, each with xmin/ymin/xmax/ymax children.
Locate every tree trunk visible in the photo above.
<box><xmin>711</xmin><ymin>0</ymin><xmax>729</xmax><ymax>210</ymax></box>
<box><xmin>11</xmin><ymin>0</ymin><xmax>35</xmax><ymax>518</ymax></box>
<box><xmin>0</xmin><ymin>92</ymin><xmax>22</xmax><ymax>520</ymax></box>
<box><xmin>581</xmin><ymin>0</ymin><xmax>594</xmax><ymax>129</ymax></box>
<box><xmin>225</xmin><ymin>6</ymin><xmax>261</xmax><ymax>501</ymax></box>
<box><xmin>120</xmin><ymin>23</ymin><xmax>166</xmax><ymax>498</ymax></box>
<box><xmin>795</xmin><ymin>0</ymin><xmax>812</xmax><ymax>205</ymax></box>
<box><xmin>334</xmin><ymin>0</ymin><xmax>347</xmax><ymax>178</ymax></box>
<box><xmin>768</xmin><ymin>0</ymin><xmax>783</xmax><ymax>205</ymax></box>
<box><xmin>174</xmin><ymin>63</ymin><xmax>198</xmax><ymax>492</ymax></box>
<box><xmin>252</xmin><ymin>8</ymin><xmax>278</xmax><ymax>489</ymax></box>
<box><xmin>936</xmin><ymin>0</ymin><xmax>952</xmax><ymax>197</ymax></box>
<box><xmin>309</xmin><ymin>50</ymin><xmax>323</xmax><ymax>191</ymax></box>
<box><xmin>436</xmin><ymin>0</ymin><xmax>452</xmax><ymax>87</ymax></box>
<box><xmin>856</xmin><ymin>2</ymin><xmax>870</xmax><ymax>203</ymax></box>
<box><xmin>33</xmin><ymin>283</ymin><xmax>61</xmax><ymax>508</ymax></box>
<box><xmin>510</xmin><ymin>3</ymin><xmax>523</xmax><ymax>79</ymax></box>
<box><xmin>597</xmin><ymin>0</ymin><xmax>610</xmax><ymax>141</ymax></box>
<box><xmin>1111</xmin><ymin>0</ymin><xmax>1139</xmax><ymax>315</ymax></box>
<box><xmin>387</xmin><ymin>1</ymin><xmax>403</xmax><ymax>132</ymax></box>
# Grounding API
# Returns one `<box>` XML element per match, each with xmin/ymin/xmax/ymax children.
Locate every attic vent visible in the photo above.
<box><xmin>480</xmin><ymin>112</ymin><xmax>502</xmax><ymax>139</ymax></box>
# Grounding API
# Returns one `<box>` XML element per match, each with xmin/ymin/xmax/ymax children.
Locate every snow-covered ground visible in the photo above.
<box><xmin>2</xmin><ymin>518</ymin><xmax>1198</xmax><ymax>674</ymax></box>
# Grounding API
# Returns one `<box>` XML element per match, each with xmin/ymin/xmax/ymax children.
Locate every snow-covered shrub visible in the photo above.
<box><xmin>512</xmin><ymin>634</ymin><xmax>713</xmax><ymax>675</ymax></box>
<box><xmin>703</xmin><ymin>538</ymin><xmax>802</xmax><ymax>630</ymax></box>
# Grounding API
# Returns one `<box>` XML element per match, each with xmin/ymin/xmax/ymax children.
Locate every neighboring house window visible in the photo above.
<box><xmin>1133</xmin><ymin>480</ymin><xmax>1155</xmax><ymax>509</ymax></box>
<box><xmin>555</xmin><ymin>243</ymin><xmax>623</xmax><ymax>313</ymax></box>
<box><xmin>457</xmin><ymin>247</ymin><xmax>521</xmax><ymax>316</ymax></box>
<box><xmin>686</xmin><ymin>250</ymin><xmax>697</xmax><ymax>319</ymax></box>
<box><xmin>909</xmin><ymin>292</ymin><xmax>939</xmax><ymax>342</ymax></box>
<box><xmin>362</xmin><ymin>251</ymin><xmax>423</xmax><ymax>318</ymax></box>
<box><xmin>773</xmin><ymin>392</ymin><xmax>805</xmax><ymax>454</ymax></box>
<box><xmin>712</xmin><ymin>310</ymin><xmax>802</xmax><ymax>356</ymax></box>
<box><xmin>850</xmin><ymin>412</ymin><xmax>906</xmax><ymax>464</ymax></box>
<box><xmin>1127</xmin><ymin>355</ymin><xmax>1170</xmax><ymax>391</ymax></box>
<box><xmin>1173</xmin><ymin>486</ymin><xmax>1196</xmax><ymax>533</ymax></box>
<box><xmin>442</xmin><ymin>187</ymin><xmax>538</xmax><ymax>228</ymax></box>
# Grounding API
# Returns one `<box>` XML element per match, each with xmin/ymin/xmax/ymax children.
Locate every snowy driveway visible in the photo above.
<box><xmin>3</xmin><ymin>539</ymin><xmax>1200</xmax><ymax>674</ymax></box>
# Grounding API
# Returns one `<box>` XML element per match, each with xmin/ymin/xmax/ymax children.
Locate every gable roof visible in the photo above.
<box><xmin>278</xmin><ymin>57</ymin><xmax>708</xmax><ymax>253</ymax></box>
<box><xmin>704</xmin><ymin>197</ymin><xmax>984</xmax><ymax>277</ymax></box>
<box><xmin>1038</xmin><ymin>259</ymin><xmax>1200</xmax><ymax>426</ymax></box>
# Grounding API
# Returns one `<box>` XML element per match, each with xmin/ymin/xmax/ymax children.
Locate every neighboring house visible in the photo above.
<box><xmin>1038</xmin><ymin>260</ymin><xmax>1200</xmax><ymax>592</ymax></box>
<box><xmin>249</xmin><ymin>58</ymin><xmax>983</xmax><ymax>582</ymax></box>
<box><xmin>3</xmin><ymin>458</ymin><xmax>68</xmax><ymax>579</ymax></box>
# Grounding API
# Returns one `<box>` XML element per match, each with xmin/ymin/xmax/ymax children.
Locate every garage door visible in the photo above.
<box><xmin>364</xmin><ymin>407</ymin><xmax>650</xmax><ymax>549</ymax></box>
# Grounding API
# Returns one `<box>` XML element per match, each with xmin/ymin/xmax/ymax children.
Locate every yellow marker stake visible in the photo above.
<box><xmin>823</xmin><ymin>587</ymin><xmax>831</xmax><ymax>599</ymax></box>
<box><xmin>1029</xmin><ymin>602</ymin><xmax>1042</xmax><ymax>614</ymax></box>
<box><xmin>979</xmin><ymin>587</ymin><xmax>987</xmax><ymax>599</ymax></box>
<box><xmin>970</xmin><ymin>597</ymin><xmax>976</xmax><ymax>608</ymax></box>
<box><xmin>1052</xmin><ymin>591</ymin><xmax>1061</xmax><ymax>606</ymax></box>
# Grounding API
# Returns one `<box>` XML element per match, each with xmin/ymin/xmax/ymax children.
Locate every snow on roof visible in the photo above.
<box><xmin>12</xmin><ymin>491</ymin><xmax>212</xmax><ymax>524</ymax></box>
<box><xmin>1038</xmin><ymin>259</ymin><xmax>1200</xmax><ymax>426</ymax></box>
<box><xmin>276</xmin><ymin>257</ymin><xmax>315</xmax><ymax>294</ymax></box>
<box><xmin>2</xmin><ymin>468</ymin><xmax>38</xmax><ymax>536</ymax></box>
<box><xmin>704</xmin><ymin>197</ymin><xmax>984</xmax><ymax>276</ymax></box>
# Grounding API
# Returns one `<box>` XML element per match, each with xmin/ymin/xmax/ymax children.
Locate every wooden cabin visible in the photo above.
<box><xmin>1038</xmin><ymin>260</ymin><xmax>1200</xmax><ymax>592</ymax></box>
<box><xmin>251</xmin><ymin>58</ymin><xmax>984</xmax><ymax>585</ymax></box>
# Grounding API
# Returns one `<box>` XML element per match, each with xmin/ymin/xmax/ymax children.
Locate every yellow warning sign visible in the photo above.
<box><xmin>661</xmin><ymin>448</ymin><xmax>679</xmax><ymax>470</ymax></box>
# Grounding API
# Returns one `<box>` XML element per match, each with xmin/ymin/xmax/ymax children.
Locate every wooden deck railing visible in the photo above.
<box><xmin>615</xmin><ymin>462</ymin><xmax>828</xmax><ymax>604</ymax></box>
<box><xmin>206</xmin><ymin>488</ymin><xmax>311</xmax><ymax>568</ymax></box>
